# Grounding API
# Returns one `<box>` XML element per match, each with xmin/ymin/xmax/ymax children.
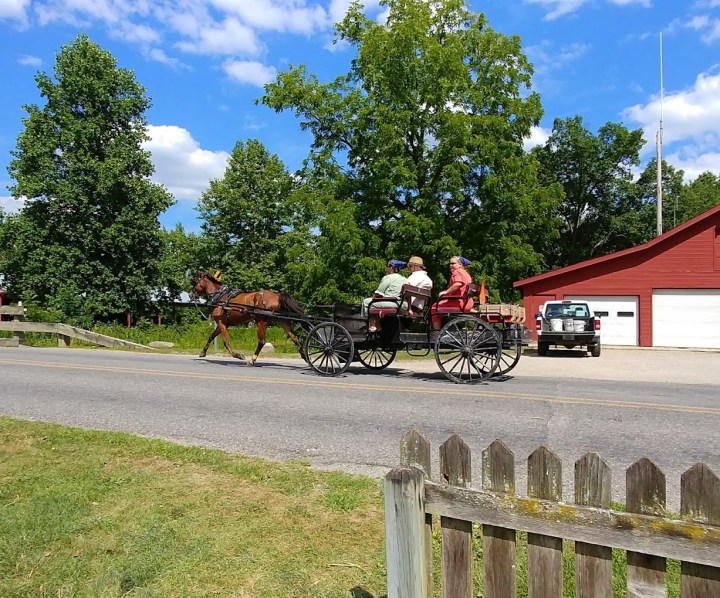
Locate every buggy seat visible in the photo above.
<box><xmin>432</xmin><ymin>282</ymin><xmax>479</xmax><ymax>314</ymax></box>
<box><xmin>368</xmin><ymin>284</ymin><xmax>432</xmax><ymax>319</ymax></box>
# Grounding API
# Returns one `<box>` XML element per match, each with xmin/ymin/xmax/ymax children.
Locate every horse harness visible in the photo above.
<box><xmin>207</xmin><ymin>284</ymin><xmax>272</xmax><ymax>325</ymax></box>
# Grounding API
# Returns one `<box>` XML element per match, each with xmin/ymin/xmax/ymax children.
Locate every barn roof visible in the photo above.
<box><xmin>514</xmin><ymin>202</ymin><xmax>720</xmax><ymax>289</ymax></box>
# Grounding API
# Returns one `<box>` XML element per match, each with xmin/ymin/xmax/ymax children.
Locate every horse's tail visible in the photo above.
<box><xmin>279</xmin><ymin>292</ymin><xmax>305</xmax><ymax>317</ymax></box>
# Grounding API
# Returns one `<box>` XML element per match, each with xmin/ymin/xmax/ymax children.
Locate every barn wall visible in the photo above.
<box><xmin>519</xmin><ymin>214</ymin><xmax>720</xmax><ymax>346</ymax></box>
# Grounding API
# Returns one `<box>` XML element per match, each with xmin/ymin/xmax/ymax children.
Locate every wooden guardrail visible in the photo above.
<box><xmin>0</xmin><ymin>306</ymin><xmax>151</xmax><ymax>350</ymax></box>
<box><xmin>384</xmin><ymin>429</ymin><xmax>720</xmax><ymax>597</ymax></box>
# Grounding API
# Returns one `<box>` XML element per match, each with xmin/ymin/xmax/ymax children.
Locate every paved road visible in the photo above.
<box><xmin>1</xmin><ymin>345</ymin><xmax>718</xmax><ymax>510</ymax></box>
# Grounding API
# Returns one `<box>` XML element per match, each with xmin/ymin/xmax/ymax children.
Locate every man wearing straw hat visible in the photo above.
<box><xmin>406</xmin><ymin>255</ymin><xmax>433</xmax><ymax>313</ymax></box>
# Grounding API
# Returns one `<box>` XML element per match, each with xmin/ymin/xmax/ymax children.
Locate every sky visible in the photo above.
<box><xmin>1</xmin><ymin>0</ymin><xmax>719</xmax><ymax>233</ymax></box>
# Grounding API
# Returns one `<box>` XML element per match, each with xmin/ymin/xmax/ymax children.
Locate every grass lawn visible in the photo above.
<box><xmin>1</xmin><ymin>417</ymin><xmax>681</xmax><ymax>597</ymax></box>
<box><xmin>0</xmin><ymin>417</ymin><xmax>387</xmax><ymax>598</ymax></box>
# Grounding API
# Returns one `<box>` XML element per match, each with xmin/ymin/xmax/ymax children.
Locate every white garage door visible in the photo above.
<box><xmin>565</xmin><ymin>295</ymin><xmax>638</xmax><ymax>346</ymax></box>
<box><xmin>652</xmin><ymin>290</ymin><xmax>720</xmax><ymax>349</ymax></box>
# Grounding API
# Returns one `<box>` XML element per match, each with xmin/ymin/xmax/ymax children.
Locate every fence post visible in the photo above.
<box><xmin>13</xmin><ymin>303</ymin><xmax>25</xmax><ymax>346</ymax></box>
<box><xmin>439</xmin><ymin>434</ymin><xmax>473</xmax><ymax>598</ymax></box>
<box><xmin>527</xmin><ymin>446</ymin><xmax>563</xmax><ymax>598</ymax></box>
<box><xmin>482</xmin><ymin>439</ymin><xmax>517</xmax><ymax>598</ymax></box>
<box><xmin>400</xmin><ymin>429</ymin><xmax>433</xmax><ymax>597</ymax></box>
<box><xmin>626</xmin><ymin>458</ymin><xmax>666</xmax><ymax>598</ymax></box>
<box><xmin>680</xmin><ymin>463</ymin><xmax>720</xmax><ymax>596</ymax></box>
<box><xmin>385</xmin><ymin>466</ymin><xmax>427</xmax><ymax>598</ymax></box>
<box><xmin>574</xmin><ymin>452</ymin><xmax>612</xmax><ymax>597</ymax></box>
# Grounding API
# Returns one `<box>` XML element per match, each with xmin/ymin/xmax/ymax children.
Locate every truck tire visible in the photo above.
<box><xmin>538</xmin><ymin>341</ymin><xmax>549</xmax><ymax>356</ymax></box>
<box><xmin>590</xmin><ymin>342</ymin><xmax>601</xmax><ymax>357</ymax></box>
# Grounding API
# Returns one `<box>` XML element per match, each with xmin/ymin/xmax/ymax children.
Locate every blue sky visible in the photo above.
<box><xmin>1</xmin><ymin>0</ymin><xmax>719</xmax><ymax>233</ymax></box>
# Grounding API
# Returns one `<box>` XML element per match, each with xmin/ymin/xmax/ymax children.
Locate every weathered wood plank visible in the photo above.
<box><xmin>626</xmin><ymin>458</ymin><xmax>667</xmax><ymax>597</ymax></box>
<box><xmin>574</xmin><ymin>452</ymin><xmax>612</xmax><ymax>598</ymax></box>
<box><xmin>439</xmin><ymin>434</ymin><xmax>473</xmax><ymax>598</ymax></box>
<box><xmin>482</xmin><ymin>439</ymin><xmax>516</xmax><ymax>598</ymax></box>
<box><xmin>385</xmin><ymin>466</ymin><xmax>428</xmax><ymax>598</ymax></box>
<box><xmin>0</xmin><ymin>321</ymin><xmax>151</xmax><ymax>349</ymax></box>
<box><xmin>680</xmin><ymin>463</ymin><xmax>720</xmax><ymax>597</ymax></box>
<box><xmin>422</xmin><ymin>482</ymin><xmax>720</xmax><ymax>567</ymax></box>
<box><xmin>400</xmin><ymin>429</ymin><xmax>433</xmax><ymax>598</ymax></box>
<box><xmin>527</xmin><ymin>446</ymin><xmax>563</xmax><ymax>598</ymax></box>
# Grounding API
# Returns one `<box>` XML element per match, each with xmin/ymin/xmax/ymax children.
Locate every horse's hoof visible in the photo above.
<box><xmin>247</xmin><ymin>356</ymin><xmax>257</xmax><ymax>366</ymax></box>
<box><xmin>199</xmin><ymin>352</ymin><xmax>206</xmax><ymax>358</ymax></box>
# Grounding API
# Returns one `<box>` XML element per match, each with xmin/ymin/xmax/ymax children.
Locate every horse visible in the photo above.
<box><xmin>190</xmin><ymin>270</ymin><xmax>306</xmax><ymax>365</ymax></box>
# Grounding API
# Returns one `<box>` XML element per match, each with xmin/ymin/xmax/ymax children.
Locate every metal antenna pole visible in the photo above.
<box><xmin>656</xmin><ymin>32</ymin><xmax>664</xmax><ymax>236</ymax></box>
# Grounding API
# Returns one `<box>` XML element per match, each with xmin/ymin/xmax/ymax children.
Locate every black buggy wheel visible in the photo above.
<box><xmin>356</xmin><ymin>346</ymin><xmax>397</xmax><ymax>370</ymax></box>
<box><xmin>304</xmin><ymin>322</ymin><xmax>354</xmax><ymax>376</ymax></box>
<box><xmin>494</xmin><ymin>342</ymin><xmax>522</xmax><ymax>377</ymax></box>
<box><xmin>434</xmin><ymin>316</ymin><xmax>500</xmax><ymax>383</ymax></box>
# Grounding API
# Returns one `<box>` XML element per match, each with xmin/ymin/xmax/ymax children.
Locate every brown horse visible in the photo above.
<box><xmin>191</xmin><ymin>271</ymin><xmax>306</xmax><ymax>365</ymax></box>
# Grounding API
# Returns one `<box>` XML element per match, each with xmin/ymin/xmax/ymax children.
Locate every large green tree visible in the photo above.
<box><xmin>261</xmin><ymin>0</ymin><xmax>560</xmax><ymax>297</ymax></box>
<box><xmin>532</xmin><ymin>116</ymin><xmax>644</xmax><ymax>268</ymax></box>
<box><xmin>4</xmin><ymin>34</ymin><xmax>173</xmax><ymax>325</ymax></box>
<box><xmin>678</xmin><ymin>171</ymin><xmax>720</xmax><ymax>223</ymax></box>
<box><xmin>197</xmin><ymin>139</ymin><xmax>314</xmax><ymax>291</ymax></box>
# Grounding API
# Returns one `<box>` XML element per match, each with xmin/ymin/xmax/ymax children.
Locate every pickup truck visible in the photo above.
<box><xmin>535</xmin><ymin>300</ymin><xmax>601</xmax><ymax>357</ymax></box>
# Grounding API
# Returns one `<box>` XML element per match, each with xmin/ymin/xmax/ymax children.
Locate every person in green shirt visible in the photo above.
<box><xmin>362</xmin><ymin>260</ymin><xmax>408</xmax><ymax>332</ymax></box>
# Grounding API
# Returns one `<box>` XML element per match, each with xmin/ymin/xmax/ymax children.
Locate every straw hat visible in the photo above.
<box><xmin>408</xmin><ymin>256</ymin><xmax>425</xmax><ymax>268</ymax></box>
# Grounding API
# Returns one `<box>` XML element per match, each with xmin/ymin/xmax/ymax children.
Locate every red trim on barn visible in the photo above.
<box><xmin>514</xmin><ymin>204</ymin><xmax>720</xmax><ymax>347</ymax></box>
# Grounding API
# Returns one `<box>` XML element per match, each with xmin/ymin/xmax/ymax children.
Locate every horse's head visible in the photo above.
<box><xmin>190</xmin><ymin>270</ymin><xmax>220</xmax><ymax>300</ymax></box>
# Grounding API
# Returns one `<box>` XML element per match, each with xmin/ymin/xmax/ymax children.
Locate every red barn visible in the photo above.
<box><xmin>514</xmin><ymin>204</ymin><xmax>720</xmax><ymax>349</ymax></box>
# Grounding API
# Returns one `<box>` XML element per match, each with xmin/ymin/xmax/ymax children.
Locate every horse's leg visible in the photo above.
<box><xmin>247</xmin><ymin>320</ymin><xmax>269</xmax><ymax>366</ymax></box>
<box><xmin>279</xmin><ymin>321</ymin><xmax>305</xmax><ymax>361</ymax></box>
<box><xmin>199</xmin><ymin>321</ymin><xmax>221</xmax><ymax>358</ymax></box>
<box><xmin>218</xmin><ymin>320</ymin><xmax>245</xmax><ymax>360</ymax></box>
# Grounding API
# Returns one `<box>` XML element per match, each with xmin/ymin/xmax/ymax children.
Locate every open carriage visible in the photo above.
<box><xmin>303</xmin><ymin>282</ymin><xmax>530</xmax><ymax>384</ymax></box>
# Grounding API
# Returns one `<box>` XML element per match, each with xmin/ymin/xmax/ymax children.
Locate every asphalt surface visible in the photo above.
<box><xmin>1</xmin><ymin>344</ymin><xmax>718</xmax><ymax>511</ymax></box>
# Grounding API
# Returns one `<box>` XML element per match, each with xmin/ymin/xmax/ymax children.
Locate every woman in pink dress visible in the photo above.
<box><xmin>431</xmin><ymin>256</ymin><xmax>473</xmax><ymax>330</ymax></box>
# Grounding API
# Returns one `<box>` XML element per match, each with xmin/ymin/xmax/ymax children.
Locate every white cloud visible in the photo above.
<box><xmin>664</xmin><ymin>149</ymin><xmax>720</xmax><ymax>180</ymax></box>
<box><xmin>175</xmin><ymin>17</ymin><xmax>262</xmax><ymax>56</ymax></box>
<box><xmin>211</xmin><ymin>0</ymin><xmax>328</xmax><ymax>35</ymax></box>
<box><xmin>143</xmin><ymin>124</ymin><xmax>229</xmax><ymax>201</ymax></box>
<box><xmin>623</xmin><ymin>70</ymin><xmax>720</xmax><ymax>178</ymax></box>
<box><xmin>223</xmin><ymin>60</ymin><xmax>277</xmax><ymax>86</ymax></box>
<box><xmin>110</xmin><ymin>20</ymin><xmax>160</xmax><ymax>45</ymax></box>
<box><xmin>524</xmin><ymin>126</ymin><xmax>551</xmax><ymax>151</ymax></box>
<box><xmin>0</xmin><ymin>0</ymin><xmax>30</xmax><ymax>26</ymax></box>
<box><xmin>524</xmin><ymin>0</ymin><xmax>649</xmax><ymax>20</ymax></box>
<box><xmin>18</xmin><ymin>54</ymin><xmax>42</xmax><ymax>67</ymax></box>
<box><xmin>0</xmin><ymin>196</ymin><xmax>25</xmax><ymax>215</ymax></box>
<box><xmin>146</xmin><ymin>47</ymin><xmax>189</xmax><ymax>69</ymax></box>
<box><xmin>525</xmin><ymin>40</ymin><xmax>590</xmax><ymax>77</ymax></box>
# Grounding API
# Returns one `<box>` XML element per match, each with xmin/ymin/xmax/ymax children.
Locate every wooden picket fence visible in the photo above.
<box><xmin>384</xmin><ymin>429</ymin><xmax>720</xmax><ymax>598</ymax></box>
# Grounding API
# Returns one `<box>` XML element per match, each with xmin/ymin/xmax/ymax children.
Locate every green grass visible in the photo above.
<box><xmin>0</xmin><ymin>417</ymin><xmax>387</xmax><ymax>598</ymax></box>
<box><xmin>1</xmin><ymin>418</ymin><xmax>683</xmax><ymax>597</ymax></box>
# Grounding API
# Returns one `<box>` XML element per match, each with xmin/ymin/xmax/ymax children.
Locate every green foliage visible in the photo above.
<box><xmin>155</xmin><ymin>224</ymin><xmax>203</xmax><ymax>308</ymax></box>
<box><xmin>4</xmin><ymin>34</ymin><xmax>173</xmax><ymax>325</ymax></box>
<box><xmin>197</xmin><ymin>139</ymin><xmax>313</xmax><ymax>292</ymax></box>
<box><xmin>678</xmin><ymin>171</ymin><xmax>720</xmax><ymax>223</ymax></box>
<box><xmin>532</xmin><ymin>116</ymin><xmax>645</xmax><ymax>268</ymax></box>
<box><xmin>261</xmin><ymin>0</ymin><xmax>560</xmax><ymax>300</ymax></box>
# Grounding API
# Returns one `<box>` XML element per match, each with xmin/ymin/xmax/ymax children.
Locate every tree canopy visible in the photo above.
<box><xmin>261</xmin><ymin>0</ymin><xmax>561</xmax><ymax>297</ymax></box>
<box><xmin>532</xmin><ymin>116</ymin><xmax>645</xmax><ymax>268</ymax></box>
<box><xmin>4</xmin><ymin>34</ymin><xmax>173</xmax><ymax>324</ymax></box>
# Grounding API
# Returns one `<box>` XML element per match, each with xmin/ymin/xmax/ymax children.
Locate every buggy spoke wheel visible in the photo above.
<box><xmin>304</xmin><ymin>323</ymin><xmax>354</xmax><ymax>376</ymax></box>
<box><xmin>357</xmin><ymin>346</ymin><xmax>397</xmax><ymax>370</ymax></box>
<box><xmin>434</xmin><ymin>316</ymin><xmax>500</xmax><ymax>383</ymax></box>
<box><xmin>494</xmin><ymin>343</ymin><xmax>522</xmax><ymax>377</ymax></box>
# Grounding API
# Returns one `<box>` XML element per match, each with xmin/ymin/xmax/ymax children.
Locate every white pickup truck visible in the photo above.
<box><xmin>535</xmin><ymin>300</ymin><xmax>601</xmax><ymax>357</ymax></box>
